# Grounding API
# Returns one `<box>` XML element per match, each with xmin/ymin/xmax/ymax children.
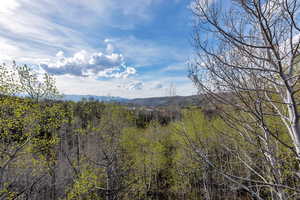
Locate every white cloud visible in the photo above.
<box><xmin>40</xmin><ymin>43</ymin><xmax>136</xmax><ymax>79</ymax></box>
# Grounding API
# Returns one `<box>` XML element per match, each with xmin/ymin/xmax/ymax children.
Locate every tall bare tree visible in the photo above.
<box><xmin>190</xmin><ymin>0</ymin><xmax>300</xmax><ymax>165</ymax></box>
<box><xmin>189</xmin><ymin>0</ymin><xmax>300</xmax><ymax>199</ymax></box>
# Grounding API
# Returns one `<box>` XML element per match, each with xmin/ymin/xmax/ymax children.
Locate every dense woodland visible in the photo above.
<box><xmin>0</xmin><ymin>94</ymin><xmax>299</xmax><ymax>200</ymax></box>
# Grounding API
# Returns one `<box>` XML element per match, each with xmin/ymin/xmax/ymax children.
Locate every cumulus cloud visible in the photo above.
<box><xmin>40</xmin><ymin>43</ymin><xmax>136</xmax><ymax>79</ymax></box>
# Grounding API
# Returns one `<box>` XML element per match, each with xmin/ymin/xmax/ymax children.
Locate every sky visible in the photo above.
<box><xmin>0</xmin><ymin>0</ymin><xmax>197</xmax><ymax>98</ymax></box>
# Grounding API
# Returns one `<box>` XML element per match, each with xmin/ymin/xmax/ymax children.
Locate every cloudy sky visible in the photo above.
<box><xmin>0</xmin><ymin>0</ymin><xmax>197</xmax><ymax>98</ymax></box>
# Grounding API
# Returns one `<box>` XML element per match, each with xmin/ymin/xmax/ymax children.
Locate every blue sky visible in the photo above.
<box><xmin>0</xmin><ymin>0</ymin><xmax>197</xmax><ymax>98</ymax></box>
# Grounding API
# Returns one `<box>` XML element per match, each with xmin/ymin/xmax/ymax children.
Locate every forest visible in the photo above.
<box><xmin>1</xmin><ymin>94</ymin><xmax>299</xmax><ymax>200</ymax></box>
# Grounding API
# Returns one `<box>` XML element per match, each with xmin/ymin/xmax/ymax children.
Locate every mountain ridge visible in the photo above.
<box><xmin>61</xmin><ymin>94</ymin><xmax>202</xmax><ymax>107</ymax></box>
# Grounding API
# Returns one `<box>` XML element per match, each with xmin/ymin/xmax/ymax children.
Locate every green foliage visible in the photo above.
<box><xmin>0</xmin><ymin>63</ymin><xmax>19</xmax><ymax>95</ymax></box>
<box><xmin>0</xmin><ymin>96</ymin><xmax>38</xmax><ymax>141</ymax></box>
<box><xmin>17</xmin><ymin>64</ymin><xmax>60</xmax><ymax>101</ymax></box>
<box><xmin>0</xmin><ymin>62</ymin><xmax>60</xmax><ymax>101</ymax></box>
<box><xmin>66</xmin><ymin>166</ymin><xmax>104</xmax><ymax>200</ymax></box>
<box><xmin>0</xmin><ymin>95</ymin><xmax>298</xmax><ymax>199</ymax></box>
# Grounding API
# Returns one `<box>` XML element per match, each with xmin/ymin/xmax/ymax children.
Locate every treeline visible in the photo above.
<box><xmin>0</xmin><ymin>95</ymin><xmax>299</xmax><ymax>200</ymax></box>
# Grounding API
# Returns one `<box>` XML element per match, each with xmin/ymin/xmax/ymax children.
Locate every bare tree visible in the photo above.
<box><xmin>189</xmin><ymin>0</ymin><xmax>300</xmax><ymax>199</ymax></box>
<box><xmin>190</xmin><ymin>0</ymin><xmax>300</xmax><ymax>166</ymax></box>
<box><xmin>93</xmin><ymin>105</ymin><xmax>132</xmax><ymax>200</ymax></box>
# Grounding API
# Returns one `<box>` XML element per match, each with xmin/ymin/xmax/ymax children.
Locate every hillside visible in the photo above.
<box><xmin>62</xmin><ymin>94</ymin><xmax>203</xmax><ymax>107</ymax></box>
<box><xmin>126</xmin><ymin>95</ymin><xmax>202</xmax><ymax>107</ymax></box>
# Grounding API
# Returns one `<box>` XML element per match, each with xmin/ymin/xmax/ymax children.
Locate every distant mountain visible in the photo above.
<box><xmin>61</xmin><ymin>94</ymin><xmax>128</xmax><ymax>102</ymax></box>
<box><xmin>61</xmin><ymin>94</ymin><xmax>204</xmax><ymax>107</ymax></box>
<box><xmin>126</xmin><ymin>95</ymin><xmax>203</xmax><ymax>107</ymax></box>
